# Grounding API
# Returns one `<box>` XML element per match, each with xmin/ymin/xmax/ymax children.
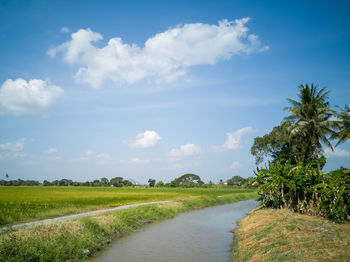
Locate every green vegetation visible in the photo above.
<box><xmin>166</xmin><ymin>173</ymin><xmax>204</xmax><ymax>187</ymax></box>
<box><xmin>253</xmin><ymin>163</ymin><xmax>349</xmax><ymax>221</ymax></box>
<box><xmin>231</xmin><ymin>208</ymin><xmax>350</xmax><ymax>262</ymax></box>
<box><xmin>148</xmin><ymin>178</ymin><xmax>156</xmax><ymax>187</ymax></box>
<box><xmin>0</xmin><ymin>186</ymin><xmax>255</xmax><ymax>226</ymax></box>
<box><xmin>227</xmin><ymin>176</ymin><xmax>254</xmax><ymax>186</ymax></box>
<box><xmin>0</xmin><ymin>192</ymin><xmax>257</xmax><ymax>262</ymax></box>
<box><xmin>250</xmin><ymin>84</ymin><xmax>350</xmax><ymax>221</ymax></box>
<box><xmin>0</xmin><ymin>176</ymin><xmax>135</xmax><ymax>187</ymax></box>
<box><xmin>332</xmin><ymin>105</ymin><xmax>350</xmax><ymax>146</ymax></box>
<box><xmin>1</xmin><ymin>173</ymin><xmax>250</xmax><ymax>189</ymax></box>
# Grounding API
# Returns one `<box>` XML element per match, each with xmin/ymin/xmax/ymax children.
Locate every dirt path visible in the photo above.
<box><xmin>1</xmin><ymin>200</ymin><xmax>175</xmax><ymax>232</ymax></box>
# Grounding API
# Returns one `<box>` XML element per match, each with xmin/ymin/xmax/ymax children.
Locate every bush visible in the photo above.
<box><xmin>253</xmin><ymin>162</ymin><xmax>349</xmax><ymax>221</ymax></box>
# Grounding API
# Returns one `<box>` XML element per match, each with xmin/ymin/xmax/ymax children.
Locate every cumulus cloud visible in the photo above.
<box><xmin>130</xmin><ymin>157</ymin><xmax>150</xmax><ymax>165</ymax></box>
<box><xmin>231</xmin><ymin>161</ymin><xmax>240</xmax><ymax>170</ymax></box>
<box><xmin>48</xmin><ymin>18</ymin><xmax>268</xmax><ymax>88</ymax></box>
<box><xmin>129</xmin><ymin>130</ymin><xmax>161</xmax><ymax>148</ymax></box>
<box><xmin>173</xmin><ymin>163</ymin><xmax>185</xmax><ymax>169</ymax></box>
<box><xmin>0</xmin><ymin>139</ymin><xmax>25</xmax><ymax>159</ymax></box>
<box><xmin>61</xmin><ymin>27</ymin><xmax>70</xmax><ymax>33</ymax></box>
<box><xmin>324</xmin><ymin>147</ymin><xmax>350</xmax><ymax>157</ymax></box>
<box><xmin>96</xmin><ymin>153</ymin><xmax>111</xmax><ymax>160</ymax></box>
<box><xmin>85</xmin><ymin>149</ymin><xmax>94</xmax><ymax>156</ymax></box>
<box><xmin>0</xmin><ymin>139</ymin><xmax>25</xmax><ymax>152</ymax></box>
<box><xmin>168</xmin><ymin>144</ymin><xmax>201</xmax><ymax>159</ymax></box>
<box><xmin>0</xmin><ymin>78</ymin><xmax>63</xmax><ymax>116</ymax></box>
<box><xmin>214</xmin><ymin>126</ymin><xmax>253</xmax><ymax>152</ymax></box>
<box><xmin>45</xmin><ymin>147</ymin><xmax>57</xmax><ymax>154</ymax></box>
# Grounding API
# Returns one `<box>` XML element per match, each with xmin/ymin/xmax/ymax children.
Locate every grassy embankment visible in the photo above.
<box><xmin>0</xmin><ymin>191</ymin><xmax>257</xmax><ymax>262</ymax></box>
<box><xmin>0</xmin><ymin>186</ymin><xmax>255</xmax><ymax>226</ymax></box>
<box><xmin>232</xmin><ymin>208</ymin><xmax>350</xmax><ymax>262</ymax></box>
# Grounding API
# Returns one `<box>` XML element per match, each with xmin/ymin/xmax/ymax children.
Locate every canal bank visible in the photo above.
<box><xmin>0</xmin><ymin>192</ymin><xmax>257</xmax><ymax>262</ymax></box>
<box><xmin>231</xmin><ymin>207</ymin><xmax>350</xmax><ymax>261</ymax></box>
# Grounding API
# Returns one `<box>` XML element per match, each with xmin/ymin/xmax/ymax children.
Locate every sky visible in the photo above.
<box><xmin>0</xmin><ymin>0</ymin><xmax>349</xmax><ymax>184</ymax></box>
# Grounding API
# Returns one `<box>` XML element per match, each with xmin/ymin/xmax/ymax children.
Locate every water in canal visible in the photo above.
<box><xmin>92</xmin><ymin>199</ymin><xmax>258</xmax><ymax>262</ymax></box>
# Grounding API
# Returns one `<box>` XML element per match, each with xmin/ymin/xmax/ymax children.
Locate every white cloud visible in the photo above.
<box><xmin>0</xmin><ymin>78</ymin><xmax>63</xmax><ymax>116</ymax></box>
<box><xmin>173</xmin><ymin>163</ymin><xmax>185</xmax><ymax>169</ymax></box>
<box><xmin>0</xmin><ymin>139</ymin><xmax>26</xmax><ymax>159</ymax></box>
<box><xmin>130</xmin><ymin>157</ymin><xmax>150</xmax><ymax>165</ymax></box>
<box><xmin>324</xmin><ymin>147</ymin><xmax>350</xmax><ymax>157</ymax></box>
<box><xmin>42</xmin><ymin>155</ymin><xmax>61</xmax><ymax>161</ymax></box>
<box><xmin>129</xmin><ymin>130</ymin><xmax>161</xmax><ymax>148</ymax></box>
<box><xmin>49</xmin><ymin>18</ymin><xmax>268</xmax><ymax>88</ymax></box>
<box><xmin>231</xmin><ymin>161</ymin><xmax>240</xmax><ymax>170</ymax></box>
<box><xmin>10</xmin><ymin>153</ymin><xmax>25</xmax><ymax>158</ymax></box>
<box><xmin>168</xmin><ymin>144</ymin><xmax>201</xmax><ymax>159</ymax></box>
<box><xmin>214</xmin><ymin>126</ymin><xmax>253</xmax><ymax>152</ymax></box>
<box><xmin>85</xmin><ymin>149</ymin><xmax>94</xmax><ymax>156</ymax></box>
<box><xmin>61</xmin><ymin>27</ymin><xmax>70</xmax><ymax>33</ymax></box>
<box><xmin>45</xmin><ymin>148</ymin><xmax>57</xmax><ymax>154</ymax></box>
<box><xmin>96</xmin><ymin>153</ymin><xmax>111</xmax><ymax>160</ymax></box>
<box><xmin>0</xmin><ymin>139</ymin><xmax>25</xmax><ymax>152</ymax></box>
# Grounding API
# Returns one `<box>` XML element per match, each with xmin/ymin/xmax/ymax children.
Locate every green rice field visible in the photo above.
<box><xmin>0</xmin><ymin>186</ymin><xmax>255</xmax><ymax>226</ymax></box>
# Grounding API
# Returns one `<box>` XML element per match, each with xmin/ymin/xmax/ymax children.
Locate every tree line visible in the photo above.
<box><xmin>0</xmin><ymin>173</ymin><xmax>253</xmax><ymax>188</ymax></box>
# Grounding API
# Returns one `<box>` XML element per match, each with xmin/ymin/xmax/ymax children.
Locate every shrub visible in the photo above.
<box><xmin>253</xmin><ymin>162</ymin><xmax>349</xmax><ymax>221</ymax></box>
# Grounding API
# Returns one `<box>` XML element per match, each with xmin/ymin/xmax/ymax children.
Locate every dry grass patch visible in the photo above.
<box><xmin>157</xmin><ymin>201</ymin><xmax>184</xmax><ymax>210</ymax></box>
<box><xmin>90</xmin><ymin>215</ymin><xmax>115</xmax><ymax>228</ymax></box>
<box><xmin>1</xmin><ymin>220</ymin><xmax>85</xmax><ymax>243</ymax></box>
<box><xmin>232</xmin><ymin>208</ymin><xmax>350</xmax><ymax>262</ymax></box>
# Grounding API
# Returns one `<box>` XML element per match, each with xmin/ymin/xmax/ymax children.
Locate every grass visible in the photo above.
<box><xmin>0</xmin><ymin>191</ymin><xmax>257</xmax><ymax>262</ymax></box>
<box><xmin>231</xmin><ymin>207</ymin><xmax>350</xmax><ymax>262</ymax></box>
<box><xmin>0</xmin><ymin>186</ymin><xmax>255</xmax><ymax>226</ymax></box>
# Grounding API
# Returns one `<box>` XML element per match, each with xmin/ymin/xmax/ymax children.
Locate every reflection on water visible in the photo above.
<box><xmin>92</xmin><ymin>199</ymin><xmax>258</xmax><ymax>262</ymax></box>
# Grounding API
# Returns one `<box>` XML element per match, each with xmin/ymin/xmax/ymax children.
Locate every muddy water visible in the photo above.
<box><xmin>92</xmin><ymin>199</ymin><xmax>258</xmax><ymax>262</ymax></box>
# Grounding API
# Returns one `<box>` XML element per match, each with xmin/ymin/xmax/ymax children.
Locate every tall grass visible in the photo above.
<box><xmin>0</xmin><ymin>187</ymin><xmax>255</xmax><ymax>226</ymax></box>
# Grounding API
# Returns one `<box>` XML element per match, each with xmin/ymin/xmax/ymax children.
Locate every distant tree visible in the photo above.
<box><xmin>100</xmin><ymin>177</ymin><xmax>109</xmax><ymax>185</ymax></box>
<box><xmin>122</xmin><ymin>180</ymin><xmax>133</xmax><ymax>187</ymax></box>
<box><xmin>169</xmin><ymin>180</ymin><xmax>178</xmax><ymax>187</ymax></box>
<box><xmin>43</xmin><ymin>180</ymin><xmax>51</xmax><ymax>186</ymax></box>
<box><xmin>156</xmin><ymin>181</ymin><xmax>164</xmax><ymax>187</ymax></box>
<box><xmin>227</xmin><ymin>176</ymin><xmax>247</xmax><ymax>186</ymax></box>
<box><xmin>5</xmin><ymin>174</ymin><xmax>9</xmax><ymax>179</ymax></box>
<box><xmin>148</xmin><ymin>178</ymin><xmax>156</xmax><ymax>187</ymax></box>
<box><xmin>110</xmin><ymin>177</ymin><xmax>124</xmax><ymax>187</ymax></box>
<box><xmin>92</xmin><ymin>179</ymin><xmax>101</xmax><ymax>187</ymax></box>
<box><xmin>171</xmin><ymin>174</ymin><xmax>203</xmax><ymax>187</ymax></box>
<box><xmin>82</xmin><ymin>181</ymin><xmax>91</xmax><ymax>187</ymax></box>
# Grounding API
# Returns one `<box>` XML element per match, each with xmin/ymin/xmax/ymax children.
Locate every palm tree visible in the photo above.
<box><xmin>284</xmin><ymin>84</ymin><xmax>336</xmax><ymax>163</ymax></box>
<box><xmin>332</xmin><ymin>105</ymin><xmax>350</xmax><ymax>146</ymax></box>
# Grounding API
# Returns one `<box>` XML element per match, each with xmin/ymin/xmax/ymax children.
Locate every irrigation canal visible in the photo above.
<box><xmin>91</xmin><ymin>199</ymin><xmax>258</xmax><ymax>262</ymax></box>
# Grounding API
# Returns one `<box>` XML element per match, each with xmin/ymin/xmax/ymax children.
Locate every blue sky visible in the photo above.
<box><xmin>0</xmin><ymin>0</ymin><xmax>349</xmax><ymax>184</ymax></box>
